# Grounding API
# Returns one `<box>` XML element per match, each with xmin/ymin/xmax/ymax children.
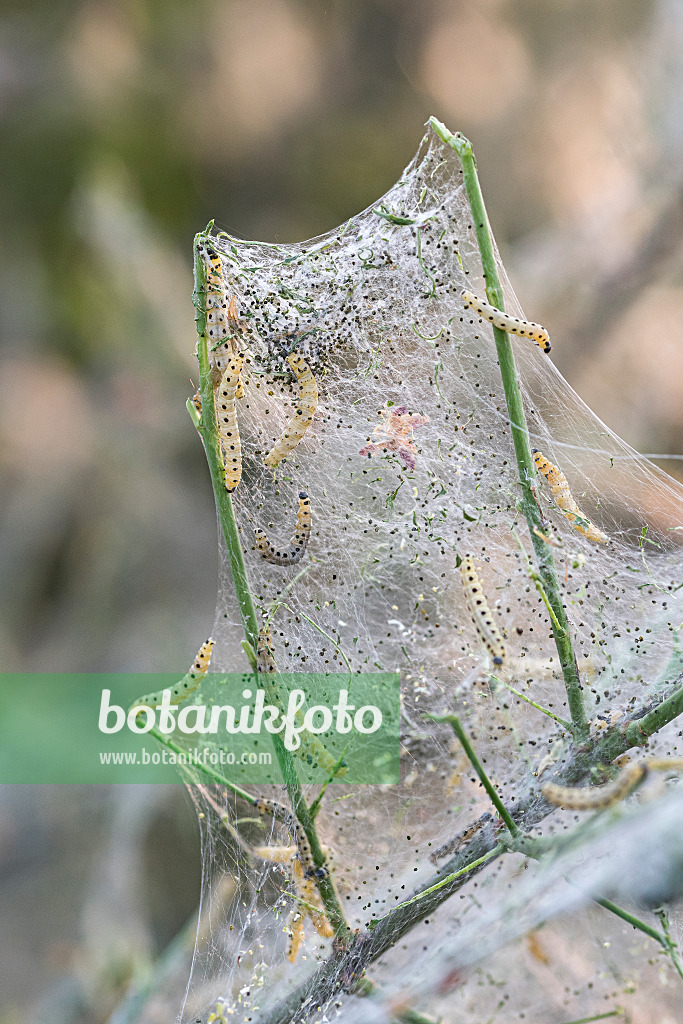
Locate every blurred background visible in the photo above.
<box><xmin>2</xmin><ymin>0</ymin><xmax>683</xmax><ymax>1020</ymax></box>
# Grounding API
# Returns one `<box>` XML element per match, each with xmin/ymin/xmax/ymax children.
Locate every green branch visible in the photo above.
<box><xmin>192</xmin><ymin>235</ymin><xmax>259</xmax><ymax>652</ymax></box>
<box><xmin>429</xmin><ymin>713</ymin><xmax>520</xmax><ymax>837</ymax></box>
<box><xmin>369</xmin><ymin>845</ymin><xmax>502</xmax><ymax>927</ymax></box>
<box><xmin>259</xmin><ymin>669</ymin><xmax>683</xmax><ymax>1024</ymax></box>
<box><xmin>192</xmin><ymin>230</ymin><xmax>351</xmax><ymax>943</ymax></box>
<box><xmin>429</xmin><ymin>117</ymin><xmax>588</xmax><ymax>743</ymax></box>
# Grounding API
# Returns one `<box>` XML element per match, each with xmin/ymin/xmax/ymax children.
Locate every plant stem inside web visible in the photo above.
<box><xmin>429</xmin><ymin>117</ymin><xmax>589</xmax><ymax>744</ymax></box>
<box><xmin>191</xmin><ymin>229</ymin><xmax>351</xmax><ymax>941</ymax></box>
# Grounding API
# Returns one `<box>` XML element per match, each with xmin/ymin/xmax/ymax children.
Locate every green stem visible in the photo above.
<box><xmin>596</xmin><ymin>898</ymin><xmax>667</xmax><ymax>945</ymax></box>
<box><xmin>429</xmin><ymin>713</ymin><xmax>520</xmax><ymax>837</ymax></box>
<box><xmin>591</xmin><ymin>679</ymin><xmax>683</xmax><ymax>766</ymax></box>
<box><xmin>508</xmin><ymin>817</ymin><xmax>681</xmax><ymax>979</ymax></box>
<box><xmin>193</xmin><ymin>237</ymin><xmax>259</xmax><ymax>652</ymax></box>
<box><xmin>655</xmin><ymin>907</ymin><xmax>683</xmax><ymax>981</ymax></box>
<box><xmin>491</xmin><ymin>676</ymin><xmax>572</xmax><ymax>730</ymax></box>
<box><xmin>192</xmin><ymin>231</ymin><xmax>351</xmax><ymax>943</ymax></box>
<box><xmin>259</xmin><ymin>675</ymin><xmax>683</xmax><ymax>1024</ymax></box>
<box><xmin>622</xmin><ymin>682</ymin><xmax>683</xmax><ymax>749</ymax></box>
<box><xmin>557</xmin><ymin>1013</ymin><xmax>622</xmax><ymax>1024</ymax></box>
<box><xmin>369</xmin><ymin>845</ymin><xmax>502</xmax><ymax>927</ymax></box>
<box><xmin>148</xmin><ymin>727</ymin><xmax>258</xmax><ymax>804</ymax></box>
<box><xmin>429</xmin><ymin>117</ymin><xmax>589</xmax><ymax>743</ymax></box>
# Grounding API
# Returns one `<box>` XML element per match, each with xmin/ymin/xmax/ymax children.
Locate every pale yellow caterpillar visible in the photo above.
<box><xmin>255</xmin><ymin>491</ymin><xmax>312</xmax><ymax>565</ymax></box>
<box><xmin>197</xmin><ymin>241</ymin><xmax>244</xmax><ymax>396</ymax></box>
<box><xmin>130</xmin><ymin>638</ymin><xmax>215</xmax><ymax>711</ymax></box>
<box><xmin>543</xmin><ymin>757</ymin><xmax>683</xmax><ymax>810</ymax></box>
<box><xmin>286</xmin><ymin>873</ymin><xmax>333</xmax><ymax>960</ymax></box>
<box><xmin>263</xmin><ymin>353</ymin><xmax>318</xmax><ymax>468</ymax></box>
<box><xmin>216</xmin><ymin>354</ymin><xmax>244</xmax><ymax>493</ymax></box>
<box><xmin>225</xmin><ymin>294</ymin><xmax>244</xmax><ymax>400</ymax></box>
<box><xmin>256</xmin><ymin>627</ymin><xmax>277</xmax><ymax>675</ymax></box>
<box><xmin>286</xmin><ymin>909</ymin><xmax>305</xmax><ymax>963</ymax></box>
<box><xmin>299</xmin><ymin>875</ymin><xmax>335</xmax><ymax>938</ymax></box>
<box><xmin>201</xmin><ymin>244</ymin><xmax>231</xmax><ymax>349</ymax></box>
<box><xmin>256</xmin><ymin>628</ymin><xmax>346</xmax><ymax>778</ymax></box>
<box><xmin>253</xmin><ymin>796</ymin><xmax>323</xmax><ymax>879</ymax></box>
<box><xmin>542</xmin><ymin>760</ymin><xmax>648</xmax><ymax>810</ymax></box>
<box><xmin>461</xmin><ymin>289</ymin><xmax>551</xmax><ymax>354</ymax></box>
<box><xmin>533</xmin><ymin>449</ymin><xmax>609</xmax><ymax>545</ymax></box>
<box><xmin>460</xmin><ymin>555</ymin><xmax>507</xmax><ymax>667</ymax></box>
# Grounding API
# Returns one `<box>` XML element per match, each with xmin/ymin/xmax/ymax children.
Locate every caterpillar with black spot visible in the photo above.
<box><xmin>460</xmin><ymin>555</ymin><xmax>507</xmax><ymax>667</ymax></box>
<box><xmin>193</xmin><ymin>242</ymin><xmax>245</xmax><ymax>415</ymax></box>
<box><xmin>216</xmin><ymin>355</ymin><xmax>244</xmax><ymax>492</ymax></box>
<box><xmin>200</xmin><ymin>243</ymin><xmax>231</xmax><ymax>350</ymax></box>
<box><xmin>461</xmin><ymin>289</ymin><xmax>551</xmax><ymax>354</ymax></box>
<box><xmin>286</xmin><ymin>909</ymin><xmax>305</xmax><ymax>963</ymax></box>
<box><xmin>256</xmin><ymin>628</ymin><xmax>346</xmax><ymax>777</ymax></box>
<box><xmin>533</xmin><ymin>449</ymin><xmax>609</xmax><ymax>545</ymax></box>
<box><xmin>255</xmin><ymin>492</ymin><xmax>312</xmax><ymax>565</ymax></box>
<box><xmin>542</xmin><ymin>760</ymin><xmax>648</xmax><ymax>810</ymax></box>
<box><xmin>130</xmin><ymin>637</ymin><xmax>215</xmax><ymax>711</ymax></box>
<box><xmin>264</xmin><ymin>353</ymin><xmax>318</xmax><ymax>468</ymax></box>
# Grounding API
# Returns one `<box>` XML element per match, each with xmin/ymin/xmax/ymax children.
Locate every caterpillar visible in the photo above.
<box><xmin>255</xmin><ymin>491</ymin><xmax>312</xmax><ymax>565</ymax></box>
<box><xmin>286</xmin><ymin>873</ymin><xmax>333</xmax><ymax>960</ymax></box>
<box><xmin>256</xmin><ymin>628</ymin><xmax>346</xmax><ymax>777</ymax></box>
<box><xmin>543</xmin><ymin>757</ymin><xmax>683</xmax><ymax>810</ymax></box>
<box><xmin>460</xmin><ymin>555</ymin><xmax>507</xmax><ymax>667</ymax></box>
<box><xmin>130</xmin><ymin>637</ymin><xmax>215</xmax><ymax>711</ymax></box>
<box><xmin>263</xmin><ymin>353</ymin><xmax>318</xmax><ymax>468</ymax></box>
<box><xmin>199</xmin><ymin>242</ymin><xmax>231</xmax><ymax>349</ymax></box>
<box><xmin>286</xmin><ymin>909</ymin><xmax>305</xmax><ymax>963</ymax></box>
<box><xmin>532</xmin><ymin>449</ymin><xmax>610</xmax><ymax>544</ymax></box>
<box><xmin>461</xmin><ymin>289</ymin><xmax>551</xmax><ymax>354</ymax></box>
<box><xmin>256</xmin><ymin>627</ymin><xmax>277</xmax><ymax>675</ymax></box>
<box><xmin>197</xmin><ymin>241</ymin><xmax>245</xmax><ymax>396</ymax></box>
<box><xmin>300</xmin><ymin>875</ymin><xmax>335</xmax><ymax>938</ymax></box>
<box><xmin>216</xmin><ymin>355</ymin><xmax>244</xmax><ymax>493</ymax></box>
<box><xmin>201</xmin><ymin>782</ymin><xmax>333</xmax><ymax>965</ymax></box>
<box><xmin>253</xmin><ymin>797</ymin><xmax>324</xmax><ymax>879</ymax></box>
<box><xmin>225</xmin><ymin>295</ymin><xmax>244</xmax><ymax>400</ymax></box>
<box><xmin>542</xmin><ymin>760</ymin><xmax>648</xmax><ymax>810</ymax></box>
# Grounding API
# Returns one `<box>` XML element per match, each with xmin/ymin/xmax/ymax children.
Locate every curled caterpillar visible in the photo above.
<box><xmin>460</xmin><ymin>555</ymin><xmax>507</xmax><ymax>667</ymax></box>
<box><xmin>542</xmin><ymin>760</ymin><xmax>648</xmax><ymax>810</ymax></box>
<box><xmin>264</xmin><ymin>353</ymin><xmax>318</xmax><ymax>468</ymax></box>
<box><xmin>130</xmin><ymin>637</ymin><xmax>215</xmax><ymax>711</ymax></box>
<box><xmin>256</xmin><ymin>628</ymin><xmax>346</xmax><ymax>777</ymax></box>
<box><xmin>532</xmin><ymin>449</ymin><xmax>609</xmax><ymax>544</ymax></box>
<box><xmin>217</xmin><ymin>355</ymin><xmax>244</xmax><ymax>493</ymax></box>
<box><xmin>255</xmin><ymin>491</ymin><xmax>312</xmax><ymax>565</ymax></box>
<box><xmin>461</xmin><ymin>289</ymin><xmax>551</xmax><ymax>354</ymax></box>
